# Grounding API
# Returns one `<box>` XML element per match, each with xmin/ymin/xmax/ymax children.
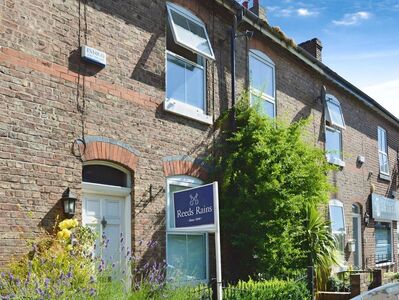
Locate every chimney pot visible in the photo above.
<box><xmin>249</xmin><ymin>0</ymin><xmax>267</xmax><ymax>22</ymax></box>
<box><xmin>299</xmin><ymin>38</ymin><xmax>323</xmax><ymax>62</ymax></box>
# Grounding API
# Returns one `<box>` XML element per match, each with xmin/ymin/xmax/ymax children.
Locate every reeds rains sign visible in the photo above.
<box><xmin>173</xmin><ymin>183</ymin><xmax>215</xmax><ymax>229</ymax></box>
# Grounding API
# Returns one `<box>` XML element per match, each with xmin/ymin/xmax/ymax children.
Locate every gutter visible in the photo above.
<box><xmin>215</xmin><ymin>0</ymin><xmax>399</xmax><ymax>128</ymax></box>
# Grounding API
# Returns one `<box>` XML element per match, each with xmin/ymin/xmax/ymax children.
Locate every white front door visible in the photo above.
<box><xmin>83</xmin><ymin>193</ymin><xmax>125</xmax><ymax>267</ymax></box>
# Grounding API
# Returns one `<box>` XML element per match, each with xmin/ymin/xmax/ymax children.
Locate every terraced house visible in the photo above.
<box><xmin>0</xmin><ymin>0</ymin><xmax>398</xmax><ymax>282</ymax></box>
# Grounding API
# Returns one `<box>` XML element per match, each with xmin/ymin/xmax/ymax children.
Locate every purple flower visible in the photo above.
<box><xmin>111</xmin><ymin>263</ymin><xmax>115</xmax><ymax>269</ymax></box>
<box><xmin>44</xmin><ymin>278</ymin><xmax>50</xmax><ymax>288</ymax></box>
<box><xmin>89</xmin><ymin>288</ymin><xmax>96</xmax><ymax>296</ymax></box>
<box><xmin>89</xmin><ymin>276</ymin><xmax>95</xmax><ymax>283</ymax></box>
<box><xmin>66</xmin><ymin>271</ymin><xmax>72</xmax><ymax>279</ymax></box>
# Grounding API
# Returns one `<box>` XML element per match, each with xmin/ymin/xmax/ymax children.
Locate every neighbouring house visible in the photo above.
<box><xmin>0</xmin><ymin>0</ymin><xmax>398</xmax><ymax>282</ymax></box>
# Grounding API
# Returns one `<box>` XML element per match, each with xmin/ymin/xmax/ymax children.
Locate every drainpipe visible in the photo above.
<box><xmin>230</xmin><ymin>14</ymin><xmax>237</xmax><ymax>129</ymax></box>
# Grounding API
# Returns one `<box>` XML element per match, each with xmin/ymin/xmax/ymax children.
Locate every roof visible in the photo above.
<box><xmin>214</xmin><ymin>0</ymin><xmax>399</xmax><ymax>128</ymax></box>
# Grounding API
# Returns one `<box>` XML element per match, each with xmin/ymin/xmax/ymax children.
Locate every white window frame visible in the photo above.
<box><xmin>164</xmin><ymin>50</ymin><xmax>212</xmax><ymax>125</ymax></box>
<box><xmin>329</xmin><ymin>199</ymin><xmax>347</xmax><ymax>272</ymax></box>
<box><xmin>249</xmin><ymin>49</ymin><xmax>276</xmax><ymax>118</ymax></box>
<box><xmin>325</xmin><ymin>125</ymin><xmax>345</xmax><ymax>167</ymax></box>
<box><xmin>329</xmin><ymin>199</ymin><xmax>346</xmax><ymax>235</ymax></box>
<box><xmin>325</xmin><ymin>94</ymin><xmax>346</xmax><ymax>129</ymax></box>
<box><xmin>374</xmin><ymin>220</ymin><xmax>393</xmax><ymax>266</ymax></box>
<box><xmin>377</xmin><ymin>126</ymin><xmax>390</xmax><ymax>176</ymax></box>
<box><xmin>165</xmin><ymin>175</ymin><xmax>209</xmax><ymax>284</ymax></box>
<box><xmin>166</xmin><ymin>2</ymin><xmax>215</xmax><ymax>61</ymax></box>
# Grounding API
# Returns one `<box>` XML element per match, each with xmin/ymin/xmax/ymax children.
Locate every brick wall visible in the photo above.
<box><xmin>0</xmin><ymin>0</ymin><xmax>398</xmax><ymax>277</ymax></box>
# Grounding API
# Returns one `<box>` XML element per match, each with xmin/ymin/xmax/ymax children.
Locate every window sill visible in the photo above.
<box><xmin>326</xmin><ymin>156</ymin><xmax>345</xmax><ymax>167</ymax></box>
<box><xmin>379</xmin><ymin>173</ymin><xmax>391</xmax><ymax>182</ymax></box>
<box><xmin>164</xmin><ymin>98</ymin><xmax>212</xmax><ymax>125</ymax></box>
<box><xmin>376</xmin><ymin>261</ymin><xmax>394</xmax><ymax>267</ymax></box>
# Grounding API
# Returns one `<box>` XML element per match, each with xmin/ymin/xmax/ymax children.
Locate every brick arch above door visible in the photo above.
<box><xmin>78</xmin><ymin>136</ymin><xmax>140</xmax><ymax>172</ymax></box>
<box><xmin>162</xmin><ymin>156</ymin><xmax>209</xmax><ymax>181</ymax></box>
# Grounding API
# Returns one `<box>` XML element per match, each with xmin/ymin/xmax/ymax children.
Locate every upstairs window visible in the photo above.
<box><xmin>377</xmin><ymin>127</ymin><xmax>389</xmax><ymax>176</ymax></box>
<box><xmin>167</xmin><ymin>3</ymin><xmax>214</xmax><ymax>60</ymax></box>
<box><xmin>325</xmin><ymin>94</ymin><xmax>345</xmax><ymax>166</ymax></box>
<box><xmin>165</xmin><ymin>3</ymin><xmax>214</xmax><ymax>125</ymax></box>
<box><xmin>329</xmin><ymin>200</ymin><xmax>346</xmax><ymax>261</ymax></box>
<box><xmin>325</xmin><ymin>95</ymin><xmax>345</xmax><ymax>129</ymax></box>
<box><xmin>249</xmin><ymin>50</ymin><xmax>276</xmax><ymax>118</ymax></box>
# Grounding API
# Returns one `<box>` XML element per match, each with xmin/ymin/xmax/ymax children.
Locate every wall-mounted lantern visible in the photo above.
<box><xmin>62</xmin><ymin>188</ymin><xmax>77</xmax><ymax>217</ymax></box>
<box><xmin>364</xmin><ymin>212</ymin><xmax>370</xmax><ymax>226</ymax></box>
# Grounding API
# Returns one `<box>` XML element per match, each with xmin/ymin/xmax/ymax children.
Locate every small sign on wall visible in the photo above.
<box><xmin>81</xmin><ymin>45</ymin><xmax>106</xmax><ymax>67</ymax></box>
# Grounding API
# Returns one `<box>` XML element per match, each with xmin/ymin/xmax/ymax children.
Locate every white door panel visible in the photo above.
<box><xmin>83</xmin><ymin>193</ymin><xmax>126</xmax><ymax>276</ymax></box>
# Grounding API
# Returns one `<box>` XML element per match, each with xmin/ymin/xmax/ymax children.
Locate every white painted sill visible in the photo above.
<box><xmin>326</xmin><ymin>156</ymin><xmax>345</xmax><ymax>167</ymax></box>
<box><xmin>164</xmin><ymin>98</ymin><xmax>213</xmax><ymax>125</ymax></box>
<box><xmin>375</xmin><ymin>261</ymin><xmax>395</xmax><ymax>267</ymax></box>
<box><xmin>379</xmin><ymin>173</ymin><xmax>391</xmax><ymax>182</ymax></box>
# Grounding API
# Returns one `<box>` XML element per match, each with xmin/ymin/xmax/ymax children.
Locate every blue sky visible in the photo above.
<box><xmin>256</xmin><ymin>0</ymin><xmax>399</xmax><ymax>118</ymax></box>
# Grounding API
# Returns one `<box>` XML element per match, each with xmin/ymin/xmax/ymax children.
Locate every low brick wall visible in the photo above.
<box><xmin>317</xmin><ymin>292</ymin><xmax>351</xmax><ymax>300</ymax></box>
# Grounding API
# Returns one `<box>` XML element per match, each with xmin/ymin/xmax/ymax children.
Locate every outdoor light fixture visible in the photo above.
<box><xmin>62</xmin><ymin>188</ymin><xmax>77</xmax><ymax>217</ymax></box>
<box><xmin>364</xmin><ymin>212</ymin><xmax>370</xmax><ymax>226</ymax></box>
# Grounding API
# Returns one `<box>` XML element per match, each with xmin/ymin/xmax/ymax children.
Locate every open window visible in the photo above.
<box><xmin>249</xmin><ymin>49</ymin><xmax>276</xmax><ymax>118</ymax></box>
<box><xmin>165</xmin><ymin>3</ymin><xmax>213</xmax><ymax>124</ymax></box>
<box><xmin>325</xmin><ymin>95</ymin><xmax>345</xmax><ymax>129</ymax></box>
<box><xmin>167</xmin><ymin>2</ymin><xmax>215</xmax><ymax>60</ymax></box>
<box><xmin>325</xmin><ymin>94</ymin><xmax>345</xmax><ymax>166</ymax></box>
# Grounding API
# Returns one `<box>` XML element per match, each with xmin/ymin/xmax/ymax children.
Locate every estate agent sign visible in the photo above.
<box><xmin>174</xmin><ymin>183</ymin><xmax>215</xmax><ymax>229</ymax></box>
<box><xmin>173</xmin><ymin>182</ymin><xmax>222</xmax><ymax>300</ymax></box>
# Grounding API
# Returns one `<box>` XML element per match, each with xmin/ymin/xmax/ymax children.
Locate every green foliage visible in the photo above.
<box><xmin>224</xmin><ymin>278</ymin><xmax>310</xmax><ymax>300</ymax></box>
<box><xmin>326</xmin><ymin>275</ymin><xmax>350</xmax><ymax>292</ymax></box>
<box><xmin>1</xmin><ymin>222</ymin><xmax>98</xmax><ymax>299</ymax></box>
<box><xmin>302</xmin><ymin>205</ymin><xmax>338</xmax><ymax>290</ymax></box>
<box><xmin>215</xmin><ymin>94</ymin><xmax>335</xmax><ymax>279</ymax></box>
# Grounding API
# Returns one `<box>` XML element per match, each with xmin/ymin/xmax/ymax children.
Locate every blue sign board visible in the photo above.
<box><xmin>174</xmin><ymin>183</ymin><xmax>215</xmax><ymax>228</ymax></box>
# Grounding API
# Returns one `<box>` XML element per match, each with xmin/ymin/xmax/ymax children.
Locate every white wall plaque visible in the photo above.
<box><xmin>81</xmin><ymin>45</ymin><xmax>106</xmax><ymax>67</ymax></box>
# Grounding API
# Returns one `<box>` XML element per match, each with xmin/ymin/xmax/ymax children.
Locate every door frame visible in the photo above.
<box><xmin>352</xmin><ymin>204</ymin><xmax>362</xmax><ymax>269</ymax></box>
<box><xmin>82</xmin><ymin>161</ymin><xmax>132</xmax><ymax>262</ymax></box>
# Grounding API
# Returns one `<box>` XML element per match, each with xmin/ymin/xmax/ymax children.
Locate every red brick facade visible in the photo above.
<box><xmin>0</xmin><ymin>0</ymin><xmax>398</xmax><ymax>278</ymax></box>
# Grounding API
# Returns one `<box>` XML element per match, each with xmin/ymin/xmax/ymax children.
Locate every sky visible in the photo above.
<box><xmin>254</xmin><ymin>0</ymin><xmax>399</xmax><ymax>118</ymax></box>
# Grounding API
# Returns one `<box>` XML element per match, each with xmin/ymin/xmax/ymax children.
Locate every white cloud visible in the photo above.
<box><xmin>267</xmin><ymin>6</ymin><xmax>319</xmax><ymax>17</ymax></box>
<box><xmin>297</xmin><ymin>8</ymin><xmax>318</xmax><ymax>17</ymax></box>
<box><xmin>362</xmin><ymin>79</ymin><xmax>399</xmax><ymax>118</ymax></box>
<box><xmin>333</xmin><ymin>11</ymin><xmax>372</xmax><ymax>26</ymax></box>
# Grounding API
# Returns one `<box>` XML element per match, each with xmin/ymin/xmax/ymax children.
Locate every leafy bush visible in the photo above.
<box><xmin>224</xmin><ymin>278</ymin><xmax>310</xmax><ymax>300</ymax></box>
<box><xmin>215</xmin><ymin>94</ymin><xmax>335</xmax><ymax>280</ymax></box>
<box><xmin>0</xmin><ymin>219</ymin><xmax>98</xmax><ymax>299</ymax></box>
<box><xmin>326</xmin><ymin>275</ymin><xmax>350</xmax><ymax>292</ymax></box>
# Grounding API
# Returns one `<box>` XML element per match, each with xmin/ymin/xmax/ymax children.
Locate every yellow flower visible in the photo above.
<box><xmin>62</xmin><ymin>228</ymin><xmax>72</xmax><ymax>239</ymax></box>
<box><xmin>58</xmin><ymin>218</ymin><xmax>78</xmax><ymax>230</ymax></box>
<box><xmin>66</xmin><ymin>244</ymin><xmax>73</xmax><ymax>251</ymax></box>
<box><xmin>57</xmin><ymin>231</ymin><xmax>64</xmax><ymax>239</ymax></box>
<box><xmin>58</xmin><ymin>219</ymin><xmax>69</xmax><ymax>230</ymax></box>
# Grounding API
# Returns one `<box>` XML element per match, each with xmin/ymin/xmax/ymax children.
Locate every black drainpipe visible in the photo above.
<box><xmin>230</xmin><ymin>9</ymin><xmax>242</xmax><ymax>130</ymax></box>
<box><xmin>230</xmin><ymin>14</ymin><xmax>238</xmax><ymax>131</ymax></box>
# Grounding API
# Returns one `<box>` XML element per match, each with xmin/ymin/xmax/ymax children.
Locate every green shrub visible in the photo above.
<box><xmin>223</xmin><ymin>278</ymin><xmax>310</xmax><ymax>300</ymax></box>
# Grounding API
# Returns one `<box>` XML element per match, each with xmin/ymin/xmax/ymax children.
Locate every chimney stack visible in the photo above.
<box><xmin>298</xmin><ymin>38</ymin><xmax>323</xmax><ymax>62</ymax></box>
<box><xmin>249</xmin><ymin>0</ymin><xmax>267</xmax><ymax>22</ymax></box>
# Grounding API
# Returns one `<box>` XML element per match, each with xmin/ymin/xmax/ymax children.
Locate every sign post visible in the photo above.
<box><xmin>173</xmin><ymin>182</ymin><xmax>222</xmax><ymax>300</ymax></box>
